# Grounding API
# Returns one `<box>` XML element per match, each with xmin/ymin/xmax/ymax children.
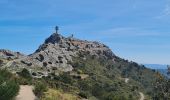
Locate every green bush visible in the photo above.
<box><xmin>106</xmin><ymin>92</ymin><xmax>129</xmax><ymax>100</ymax></box>
<box><xmin>0</xmin><ymin>60</ymin><xmax>3</xmax><ymax>66</ymax></box>
<box><xmin>78</xmin><ymin>91</ymin><xmax>90</xmax><ymax>99</ymax></box>
<box><xmin>0</xmin><ymin>69</ymin><xmax>19</xmax><ymax>100</ymax></box>
<box><xmin>17</xmin><ymin>68</ymin><xmax>32</xmax><ymax>79</ymax></box>
<box><xmin>33</xmin><ymin>81</ymin><xmax>47</xmax><ymax>98</ymax></box>
<box><xmin>17</xmin><ymin>77</ymin><xmax>30</xmax><ymax>85</ymax></box>
<box><xmin>17</xmin><ymin>68</ymin><xmax>32</xmax><ymax>85</ymax></box>
<box><xmin>59</xmin><ymin>73</ymin><xmax>74</xmax><ymax>84</ymax></box>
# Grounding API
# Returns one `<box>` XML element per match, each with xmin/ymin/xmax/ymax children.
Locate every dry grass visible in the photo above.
<box><xmin>41</xmin><ymin>89</ymin><xmax>81</xmax><ymax>100</ymax></box>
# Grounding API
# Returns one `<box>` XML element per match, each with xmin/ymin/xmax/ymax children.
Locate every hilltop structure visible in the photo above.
<box><xmin>55</xmin><ymin>26</ymin><xmax>59</xmax><ymax>33</ymax></box>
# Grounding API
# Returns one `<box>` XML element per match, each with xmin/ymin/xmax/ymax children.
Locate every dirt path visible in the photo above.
<box><xmin>124</xmin><ymin>78</ymin><xmax>144</xmax><ymax>100</ymax></box>
<box><xmin>15</xmin><ymin>85</ymin><xmax>36</xmax><ymax>100</ymax></box>
<box><xmin>139</xmin><ymin>92</ymin><xmax>144</xmax><ymax>100</ymax></box>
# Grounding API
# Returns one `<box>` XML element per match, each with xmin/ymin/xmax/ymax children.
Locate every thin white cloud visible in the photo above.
<box><xmin>155</xmin><ymin>0</ymin><xmax>170</xmax><ymax>18</ymax></box>
<box><xmin>164</xmin><ymin>5</ymin><xmax>170</xmax><ymax>15</ymax></box>
<box><xmin>95</xmin><ymin>27</ymin><xmax>163</xmax><ymax>37</ymax></box>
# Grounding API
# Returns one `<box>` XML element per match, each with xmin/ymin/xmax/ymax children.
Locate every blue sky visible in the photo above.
<box><xmin>0</xmin><ymin>0</ymin><xmax>170</xmax><ymax>64</ymax></box>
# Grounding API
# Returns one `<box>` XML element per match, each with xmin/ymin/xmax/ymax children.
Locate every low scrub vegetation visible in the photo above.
<box><xmin>33</xmin><ymin>81</ymin><xmax>47</xmax><ymax>98</ymax></box>
<box><xmin>0</xmin><ymin>69</ymin><xmax>19</xmax><ymax>100</ymax></box>
<box><xmin>0</xmin><ymin>52</ymin><xmax>169</xmax><ymax>100</ymax></box>
<box><xmin>42</xmin><ymin>89</ymin><xmax>80</xmax><ymax>100</ymax></box>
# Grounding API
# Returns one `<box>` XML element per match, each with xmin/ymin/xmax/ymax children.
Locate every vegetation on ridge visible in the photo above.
<box><xmin>0</xmin><ymin>32</ymin><xmax>169</xmax><ymax>100</ymax></box>
<box><xmin>31</xmin><ymin>52</ymin><xmax>162</xmax><ymax>100</ymax></box>
<box><xmin>0</xmin><ymin>51</ymin><xmax>169</xmax><ymax>100</ymax></box>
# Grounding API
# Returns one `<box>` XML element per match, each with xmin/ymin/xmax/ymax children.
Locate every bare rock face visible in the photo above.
<box><xmin>44</xmin><ymin>33</ymin><xmax>63</xmax><ymax>44</ymax></box>
<box><xmin>0</xmin><ymin>49</ymin><xmax>25</xmax><ymax>59</ymax></box>
<box><xmin>28</xmin><ymin>33</ymin><xmax>76</xmax><ymax>72</ymax></box>
<box><xmin>0</xmin><ymin>32</ymin><xmax>115</xmax><ymax>77</ymax></box>
<box><xmin>0</xmin><ymin>49</ymin><xmax>27</xmax><ymax>71</ymax></box>
<box><xmin>32</xmin><ymin>33</ymin><xmax>115</xmax><ymax>69</ymax></box>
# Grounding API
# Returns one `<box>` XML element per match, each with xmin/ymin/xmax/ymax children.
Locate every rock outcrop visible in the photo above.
<box><xmin>0</xmin><ymin>49</ymin><xmax>25</xmax><ymax>59</ymax></box>
<box><xmin>0</xmin><ymin>32</ymin><xmax>115</xmax><ymax>77</ymax></box>
<box><xmin>29</xmin><ymin>33</ymin><xmax>115</xmax><ymax>71</ymax></box>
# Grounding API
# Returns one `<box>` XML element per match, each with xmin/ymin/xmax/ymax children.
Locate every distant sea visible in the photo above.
<box><xmin>144</xmin><ymin>64</ymin><xmax>167</xmax><ymax>69</ymax></box>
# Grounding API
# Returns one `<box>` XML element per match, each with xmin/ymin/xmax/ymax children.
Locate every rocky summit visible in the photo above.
<box><xmin>0</xmin><ymin>30</ymin><xmax>168</xmax><ymax>100</ymax></box>
<box><xmin>0</xmin><ymin>32</ymin><xmax>115</xmax><ymax>77</ymax></box>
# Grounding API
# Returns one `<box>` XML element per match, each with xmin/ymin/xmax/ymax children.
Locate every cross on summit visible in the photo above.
<box><xmin>55</xmin><ymin>26</ymin><xmax>59</xmax><ymax>33</ymax></box>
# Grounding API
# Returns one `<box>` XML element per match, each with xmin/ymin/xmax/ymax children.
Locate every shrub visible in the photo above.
<box><xmin>17</xmin><ymin>68</ymin><xmax>32</xmax><ymax>85</ymax></box>
<box><xmin>17</xmin><ymin>68</ymin><xmax>31</xmax><ymax>79</ymax></box>
<box><xmin>42</xmin><ymin>89</ymin><xmax>80</xmax><ymax>100</ymax></box>
<box><xmin>17</xmin><ymin>77</ymin><xmax>30</xmax><ymax>85</ymax></box>
<box><xmin>59</xmin><ymin>73</ymin><xmax>74</xmax><ymax>84</ymax></box>
<box><xmin>0</xmin><ymin>69</ymin><xmax>20</xmax><ymax>100</ymax></box>
<box><xmin>33</xmin><ymin>81</ymin><xmax>47</xmax><ymax>98</ymax></box>
<box><xmin>78</xmin><ymin>91</ymin><xmax>90</xmax><ymax>99</ymax></box>
<box><xmin>106</xmin><ymin>93</ymin><xmax>129</xmax><ymax>100</ymax></box>
<box><xmin>0</xmin><ymin>60</ymin><xmax>3</xmax><ymax>66</ymax></box>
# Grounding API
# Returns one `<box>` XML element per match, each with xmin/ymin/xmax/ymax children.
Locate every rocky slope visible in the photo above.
<box><xmin>30</xmin><ymin>33</ymin><xmax>115</xmax><ymax>71</ymax></box>
<box><xmin>0</xmin><ymin>33</ymin><xmax>115</xmax><ymax>77</ymax></box>
<box><xmin>0</xmin><ymin>49</ymin><xmax>26</xmax><ymax>69</ymax></box>
<box><xmin>0</xmin><ymin>49</ymin><xmax>25</xmax><ymax>59</ymax></box>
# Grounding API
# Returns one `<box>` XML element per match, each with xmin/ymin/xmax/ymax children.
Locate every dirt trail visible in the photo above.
<box><xmin>139</xmin><ymin>92</ymin><xmax>145</xmax><ymax>100</ymax></box>
<box><xmin>15</xmin><ymin>85</ymin><xmax>36</xmax><ymax>100</ymax></box>
<box><xmin>124</xmin><ymin>78</ymin><xmax>144</xmax><ymax>100</ymax></box>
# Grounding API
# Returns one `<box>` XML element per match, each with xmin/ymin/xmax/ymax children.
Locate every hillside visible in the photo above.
<box><xmin>0</xmin><ymin>32</ymin><xmax>169</xmax><ymax>100</ymax></box>
<box><xmin>157</xmin><ymin>69</ymin><xmax>170</xmax><ymax>79</ymax></box>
